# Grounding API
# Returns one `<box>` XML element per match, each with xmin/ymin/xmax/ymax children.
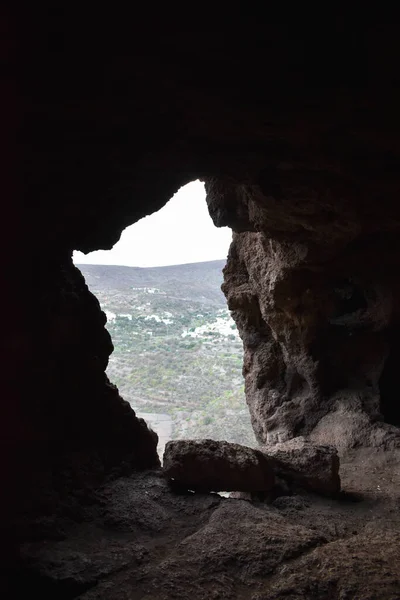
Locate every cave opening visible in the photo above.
<box><xmin>73</xmin><ymin>181</ymin><xmax>255</xmax><ymax>459</ymax></box>
<box><xmin>8</xmin><ymin>22</ymin><xmax>400</xmax><ymax>597</ymax></box>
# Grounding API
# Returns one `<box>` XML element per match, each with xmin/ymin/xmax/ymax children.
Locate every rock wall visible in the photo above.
<box><xmin>219</xmin><ymin>211</ymin><xmax>400</xmax><ymax>450</ymax></box>
<box><xmin>1</xmin><ymin>251</ymin><xmax>158</xmax><ymax>557</ymax></box>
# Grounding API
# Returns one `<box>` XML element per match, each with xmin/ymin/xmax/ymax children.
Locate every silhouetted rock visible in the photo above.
<box><xmin>163</xmin><ymin>439</ymin><xmax>275</xmax><ymax>492</ymax></box>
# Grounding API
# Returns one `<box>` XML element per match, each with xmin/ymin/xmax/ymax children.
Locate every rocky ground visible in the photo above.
<box><xmin>14</xmin><ymin>447</ymin><xmax>400</xmax><ymax>599</ymax></box>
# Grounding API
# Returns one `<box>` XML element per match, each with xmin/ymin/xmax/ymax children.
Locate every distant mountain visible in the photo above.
<box><xmin>77</xmin><ymin>260</ymin><xmax>227</xmax><ymax>307</ymax></box>
<box><xmin>76</xmin><ymin>260</ymin><xmax>256</xmax><ymax>454</ymax></box>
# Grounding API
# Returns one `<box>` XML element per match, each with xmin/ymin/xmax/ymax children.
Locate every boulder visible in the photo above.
<box><xmin>163</xmin><ymin>439</ymin><xmax>275</xmax><ymax>492</ymax></box>
<box><xmin>260</xmin><ymin>437</ymin><xmax>340</xmax><ymax>496</ymax></box>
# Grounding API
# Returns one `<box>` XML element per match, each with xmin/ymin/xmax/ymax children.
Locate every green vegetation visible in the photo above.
<box><xmin>78</xmin><ymin>261</ymin><xmax>256</xmax><ymax>447</ymax></box>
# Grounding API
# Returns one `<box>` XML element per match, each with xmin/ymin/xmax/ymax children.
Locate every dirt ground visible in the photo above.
<box><xmin>15</xmin><ymin>448</ymin><xmax>400</xmax><ymax>599</ymax></box>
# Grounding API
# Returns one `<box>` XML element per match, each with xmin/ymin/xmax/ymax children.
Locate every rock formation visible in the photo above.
<box><xmin>164</xmin><ymin>438</ymin><xmax>340</xmax><ymax>497</ymax></box>
<box><xmin>163</xmin><ymin>439</ymin><xmax>275</xmax><ymax>492</ymax></box>
<box><xmin>260</xmin><ymin>437</ymin><xmax>340</xmax><ymax>496</ymax></box>
<box><xmin>3</xmin><ymin>14</ymin><xmax>400</xmax><ymax>596</ymax></box>
<box><xmin>221</xmin><ymin>224</ymin><xmax>400</xmax><ymax>449</ymax></box>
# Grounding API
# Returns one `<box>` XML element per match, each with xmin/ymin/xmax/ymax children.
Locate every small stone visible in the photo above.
<box><xmin>163</xmin><ymin>439</ymin><xmax>275</xmax><ymax>492</ymax></box>
<box><xmin>260</xmin><ymin>437</ymin><xmax>341</xmax><ymax>496</ymax></box>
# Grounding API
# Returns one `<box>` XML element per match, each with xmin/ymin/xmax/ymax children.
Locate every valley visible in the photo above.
<box><xmin>77</xmin><ymin>260</ymin><xmax>256</xmax><ymax>455</ymax></box>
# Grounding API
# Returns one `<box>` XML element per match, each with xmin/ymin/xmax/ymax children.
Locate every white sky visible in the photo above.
<box><xmin>73</xmin><ymin>180</ymin><xmax>232</xmax><ymax>267</ymax></box>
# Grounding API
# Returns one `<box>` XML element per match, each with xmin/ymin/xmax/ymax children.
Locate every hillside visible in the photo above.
<box><xmin>77</xmin><ymin>261</ymin><xmax>256</xmax><ymax>455</ymax></box>
<box><xmin>80</xmin><ymin>261</ymin><xmax>228</xmax><ymax>306</ymax></box>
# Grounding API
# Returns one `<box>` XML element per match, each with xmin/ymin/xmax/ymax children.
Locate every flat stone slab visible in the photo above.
<box><xmin>163</xmin><ymin>439</ymin><xmax>275</xmax><ymax>492</ymax></box>
<box><xmin>260</xmin><ymin>436</ymin><xmax>341</xmax><ymax>495</ymax></box>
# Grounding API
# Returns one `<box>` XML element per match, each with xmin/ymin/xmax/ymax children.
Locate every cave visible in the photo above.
<box><xmin>73</xmin><ymin>181</ymin><xmax>255</xmax><ymax>453</ymax></box>
<box><xmin>3</xmin><ymin>15</ymin><xmax>400</xmax><ymax>598</ymax></box>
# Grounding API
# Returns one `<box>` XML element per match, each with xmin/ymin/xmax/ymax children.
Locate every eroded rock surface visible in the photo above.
<box><xmin>261</xmin><ymin>437</ymin><xmax>341</xmax><ymax>496</ymax></box>
<box><xmin>13</xmin><ymin>452</ymin><xmax>400</xmax><ymax>600</ymax></box>
<box><xmin>163</xmin><ymin>439</ymin><xmax>275</xmax><ymax>492</ymax></box>
<box><xmin>222</xmin><ymin>231</ymin><xmax>400</xmax><ymax>449</ymax></box>
<box><xmin>266</xmin><ymin>527</ymin><xmax>400</xmax><ymax>600</ymax></box>
<box><xmin>3</xmin><ymin>258</ymin><xmax>159</xmax><ymax>561</ymax></box>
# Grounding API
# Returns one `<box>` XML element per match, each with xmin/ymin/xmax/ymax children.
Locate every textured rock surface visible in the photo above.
<box><xmin>20</xmin><ymin>534</ymin><xmax>147</xmax><ymax>597</ymax></box>
<box><xmin>10</xmin><ymin>452</ymin><xmax>400</xmax><ymax>599</ymax></box>
<box><xmin>163</xmin><ymin>439</ymin><xmax>275</xmax><ymax>492</ymax></box>
<box><xmin>3</xmin><ymin>257</ymin><xmax>159</xmax><ymax>559</ymax></box>
<box><xmin>148</xmin><ymin>502</ymin><xmax>324</xmax><ymax>593</ymax></box>
<box><xmin>5</xmin><ymin>15</ymin><xmax>400</xmax><ymax>581</ymax></box>
<box><xmin>222</xmin><ymin>232</ymin><xmax>400</xmax><ymax>449</ymax></box>
<box><xmin>261</xmin><ymin>437</ymin><xmax>341</xmax><ymax>496</ymax></box>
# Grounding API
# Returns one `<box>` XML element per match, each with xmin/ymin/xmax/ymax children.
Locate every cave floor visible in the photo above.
<box><xmin>17</xmin><ymin>448</ymin><xmax>400</xmax><ymax>599</ymax></box>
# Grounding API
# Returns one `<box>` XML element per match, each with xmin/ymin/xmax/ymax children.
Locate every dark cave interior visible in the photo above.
<box><xmin>2</xmin><ymin>14</ymin><xmax>400</xmax><ymax>598</ymax></box>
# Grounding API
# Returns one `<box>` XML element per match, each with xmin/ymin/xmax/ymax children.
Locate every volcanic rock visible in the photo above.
<box><xmin>163</xmin><ymin>439</ymin><xmax>275</xmax><ymax>492</ymax></box>
<box><xmin>261</xmin><ymin>437</ymin><xmax>341</xmax><ymax>496</ymax></box>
